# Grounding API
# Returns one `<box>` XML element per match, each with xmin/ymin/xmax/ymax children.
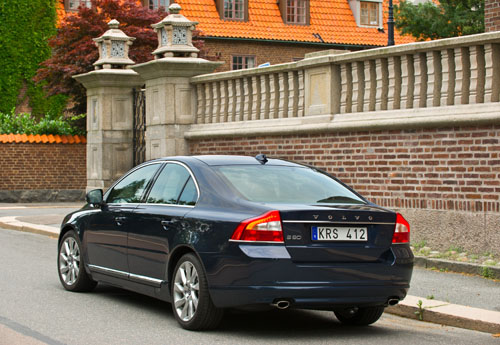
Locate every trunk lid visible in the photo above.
<box><xmin>276</xmin><ymin>204</ymin><xmax>396</xmax><ymax>263</ymax></box>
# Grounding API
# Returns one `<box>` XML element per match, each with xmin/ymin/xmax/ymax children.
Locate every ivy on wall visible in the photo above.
<box><xmin>0</xmin><ymin>0</ymin><xmax>57</xmax><ymax>114</ymax></box>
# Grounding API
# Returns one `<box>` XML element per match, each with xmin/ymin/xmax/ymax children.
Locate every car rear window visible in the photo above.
<box><xmin>215</xmin><ymin>165</ymin><xmax>365</xmax><ymax>205</ymax></box>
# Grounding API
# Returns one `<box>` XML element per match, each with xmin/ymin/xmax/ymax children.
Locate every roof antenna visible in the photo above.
<box><xmin>255</xmin><ymin>154</ymin><xmax>268</xmax><ymax>165</ymax></box>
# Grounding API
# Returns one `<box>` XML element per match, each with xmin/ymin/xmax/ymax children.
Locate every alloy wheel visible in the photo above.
<box><xmin>173</xmin><ymin>261</ymin><xmax>200</xmax><ymax>322</ymax></box>
<box><xmin>59</xmin><ymin>237</ymin><xmax>81</xmax><ymax>286</ymax></box>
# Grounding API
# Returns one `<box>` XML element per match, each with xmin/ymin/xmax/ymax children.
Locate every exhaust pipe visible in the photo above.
<box><xmin>387</xmin><ymin>298</ymin><xmax>400</xmax><ymax>306</ymax></box>
<box><xmin>271</xmin><ymin>299</ymin><xmax>291</xmax><ymax>309</ymax></box>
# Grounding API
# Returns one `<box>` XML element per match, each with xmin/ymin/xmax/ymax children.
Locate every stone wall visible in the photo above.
<box><xmin>0</xmin><ymin>138</ymin><xmax>86</xmax><ymax>202</ymax></box>
<box><xmin>188</xmin><ymin>125</ymin><xmax>500</xmax><ymax>255</ymax></box>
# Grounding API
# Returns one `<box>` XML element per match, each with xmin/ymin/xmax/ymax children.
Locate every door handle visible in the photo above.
<box><xmin>161</xmin><ymin>220</ymin><xmax>172</xmax><ymax>230</ymax></box>
<box><xmin>115</xmin><ymin>216</ymin><xmax>126</xmax><ymax>226</ymax></box>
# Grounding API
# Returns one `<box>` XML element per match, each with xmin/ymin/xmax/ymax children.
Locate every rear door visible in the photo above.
<box><xmin>127</xmin><ymin>162</ymin><xmax>199</xmax><ymax>283</ymax></box>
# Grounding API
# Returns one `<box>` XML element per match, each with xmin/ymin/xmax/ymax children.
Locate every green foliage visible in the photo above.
<box><xmin>480</xmin><ymin>266</ymin><xmax>494</xmax><ymax>279</ymax></box>
<box><xmin>0</xmin><ymin>0</ymin><xmax>57</xmax><ymax>113</ymax></box>
<box><xmin>394</xmin><ymin>0</ymin><xmax>485</xmax><ymax>41</ymax></box>
<box><xmin>0</xmin><ymin>109</ymin><xmax>86</xmax><ymax>136</ymax></box>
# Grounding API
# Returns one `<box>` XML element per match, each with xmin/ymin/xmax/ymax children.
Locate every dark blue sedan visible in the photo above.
<box><xmin>57</xmin><ymin>155</ymin><xmax>413</xmax><ymax>330</ymax></box>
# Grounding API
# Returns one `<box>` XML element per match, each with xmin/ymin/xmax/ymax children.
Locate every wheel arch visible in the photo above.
<box><xmin>167</xmin><ymin>245</ymin><xmax>205</xmax><ymax>289</ymax></box>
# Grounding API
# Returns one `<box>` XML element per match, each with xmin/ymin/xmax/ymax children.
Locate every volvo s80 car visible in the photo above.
<box><xmin>57</xmin><ymin>155</ymin><xmax>413</xmax><ymax>330</ymax></box>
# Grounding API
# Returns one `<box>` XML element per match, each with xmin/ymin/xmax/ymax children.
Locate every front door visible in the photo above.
<box><xmin>85</xmin><ymin>163</ymin><xmax>162</xmax><ymax>274</ymax></box>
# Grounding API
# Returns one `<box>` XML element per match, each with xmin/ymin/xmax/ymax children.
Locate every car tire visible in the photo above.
<box><xmin>171</xmin><ymin>253</ymin><xmax>224</xmax><ymax>330</ymax></box>
<box><xmin>334</xmin><ymin>306</ymin><xmax>385</xmax><ymax>326</ymax></box>
<box><xmin>57</xmin><ymin>230</ymin><xmax>97</xmax><ymax>292</ymax></box>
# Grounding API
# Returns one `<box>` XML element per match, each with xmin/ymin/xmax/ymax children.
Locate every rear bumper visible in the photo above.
<box><xmin>210</xmin><ymin>284</ymin><xmax>409</xmax><ymax>309</ymax></box>
<box><xmin>200</xmin><ymin>244</ymin><xmax>413</xmax><ymax>309</ymax></box>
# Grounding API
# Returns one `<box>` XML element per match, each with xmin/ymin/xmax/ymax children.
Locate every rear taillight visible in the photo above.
<box><xmin>230</xmin><ymin>210</ymin><xmax>284</xmax><ymax>243</ymax></box>
<box><xmin>392</xmin><ymin>213</ymin><xmax>410</xmax><ymax>244</ymax></box>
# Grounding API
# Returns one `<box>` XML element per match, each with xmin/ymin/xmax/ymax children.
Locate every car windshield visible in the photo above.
<box><xmin>215</xmin><ymin>165</ymin><xmax>365</xmax><ymax>205</ymax></box>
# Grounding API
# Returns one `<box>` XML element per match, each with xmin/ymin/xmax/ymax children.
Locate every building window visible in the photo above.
<box><xmin>286</xmin><ymin>0</ymin><xmax>306</xmax><ymax>24</ymax></box>
<box><xmin>360</xmin><ymin>1</ymin><xmax>379</xmax><ymax>26</ymax></box>
<box><xmin>232</xmin><ymin>55</ymin><xmax>255</xmax><ymax>70</ymax></box>
<box><xmin>148</xmin><ymin>0</ymin><xmax>169</xmax><ymax>10</ymax></box>
<box><xmin>223</xmin><ymin>0</ymin><xmax>245</xmax><ymax>20</ymax></box>
<box><xmin>65</xmin><ymin>0</ymin><xmax>91</xmax><ymax>12</ymax></box>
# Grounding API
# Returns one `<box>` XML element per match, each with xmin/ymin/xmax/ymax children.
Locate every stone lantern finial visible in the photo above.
<box><xmin>151</xmin><ymin>3</ymin><xmax>200</xmax><ymax>59</ymax></box>
<box><xmin>93</xmin><ymin>19</ymin><xmax>136</xmax><ymax>70</ymax></box>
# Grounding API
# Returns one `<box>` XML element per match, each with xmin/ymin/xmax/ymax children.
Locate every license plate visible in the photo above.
<box><xmin>312</xmin><ymin>226</ymin><xmax>368</xmax><ymax>241</ymax></box>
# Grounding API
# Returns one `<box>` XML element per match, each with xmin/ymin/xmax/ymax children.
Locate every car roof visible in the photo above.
<box><xmin>151</xmin><ymin>155</ymin><xmax>303</xmax><ymax>167</ymax></box>
<box><xmin>191</xmin><ymin>155</ymin><xmax>302</xmax><ymax>167</ymax></box>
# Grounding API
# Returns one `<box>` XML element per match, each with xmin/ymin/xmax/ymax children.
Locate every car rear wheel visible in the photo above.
<box><xmin>57</xmin><ymin>230</ymin><xmax>97</xmax><ymax>292</ymax></box>
<box><xmin>334</xmin><ymin>306</ymin><xmax>385</xmax><ymax>326</ymax></box>
<box><xmin>172</xmin><ymin>253</ymin><xmax>223</xmax><ymax>330</ymax></box>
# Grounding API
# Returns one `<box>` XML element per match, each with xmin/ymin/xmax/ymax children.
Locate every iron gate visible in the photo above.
<box><xmin>133</xmin><ymin>88</ymin><xmax>146</xmax><ymax>166</ymax></box>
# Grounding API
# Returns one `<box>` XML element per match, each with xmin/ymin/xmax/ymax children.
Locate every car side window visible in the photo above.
<box><xmin>178</xmin><ymin>177</ymin><xmax>198</xmax><ymax>206</ymax></box>
<box><xmin>146</xmin><ymin>163</ymin><xmax>192</xmax><ymax>205</ymax></box>
<box><xmin>107</xmin><ymin>164</ymin><xmax>160</xmax><ymax>204</ymax></box>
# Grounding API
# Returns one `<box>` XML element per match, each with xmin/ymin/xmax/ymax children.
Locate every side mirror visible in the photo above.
<box><xmin>86</xmin><ymin>189</ymin><xmax>103</xmax><ymax>206</ymax></box>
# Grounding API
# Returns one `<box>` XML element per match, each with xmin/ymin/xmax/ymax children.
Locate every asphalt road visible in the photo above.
<box><xmin>0</xmin><ymin>228</ymin><xmax>498</xmax><ymax>345</ymax></box>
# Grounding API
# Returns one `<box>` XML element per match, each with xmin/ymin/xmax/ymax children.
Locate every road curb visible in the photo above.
<box><xmin>386</xmin><ymin>295</ymin><xmax>500</xmax><ymax>334</ymax></box>
<box><xmin>0</xmin><ymin>217</ymin><xmax>59</xmax><ymax>238</ymax></box>
<box><xmin>414</xmin><ymin>256</ymin><xmax>500</xmax><ymax>279</ymax></box>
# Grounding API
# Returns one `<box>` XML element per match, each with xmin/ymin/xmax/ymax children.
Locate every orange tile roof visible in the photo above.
<box><xmin>178</xmin><ymin>0</ymin><xmax>414</xmax><ymax>46</ymax></box>
<box><xmin>0</xmin><ymin>134</ymin><xmax>87</xmax><ymax>144</ymax></box>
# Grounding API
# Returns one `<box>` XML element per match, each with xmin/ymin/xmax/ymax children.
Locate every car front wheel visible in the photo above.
<box><xmin>334</xmin><ymin>306</ymin><xmax>385</xmax><ymax>326</ymax></box>
<box><xmin>57</xmin><ymin>230</ymin><xmax>97</xmax><ymax>292</ymax></box>
<box><xmin>171</xmin><ymin>253</ymin><xmax>223</xmax><ymax>330</ymax></box>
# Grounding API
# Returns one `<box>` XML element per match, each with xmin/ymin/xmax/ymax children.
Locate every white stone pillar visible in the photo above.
<box><xmin>131</xmin><ymin>58</ymin><xmax>221</xmax><ymax>159</ymax></box>
<box><xmin>74</xmin><ymin>70</ymin><xmax>143</xmax><ymax>191</ymax></box>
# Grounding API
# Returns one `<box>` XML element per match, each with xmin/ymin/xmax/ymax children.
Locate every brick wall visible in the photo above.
<box><xmin>203</xmin><ymin>39</ymin><xmax>354</xmax><ymax>72</ymax></box>
<box><xmin>0</xmin><ymin>142</ymin><xmax>86</xmax><ymax>199</ymax></box>
<box><xmin>189</xmin><ymin>125</ymin><xmax>500</xmax><ymax>213</ymax></box>
<box><xmin>188</xmin><ymin>125</ymin><xmax>500</xmax><ymax>254</ymax></box>
<box><xmin>486</xmin><ymin>0</ymin><xmax>500</xmax><ymax>32</ymax></box>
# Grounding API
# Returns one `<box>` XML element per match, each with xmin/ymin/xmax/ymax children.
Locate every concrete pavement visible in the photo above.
<box><xmin>0</xmin><ymin>203</ymin><xmax>499</xmax><ymax>334</ymax></box>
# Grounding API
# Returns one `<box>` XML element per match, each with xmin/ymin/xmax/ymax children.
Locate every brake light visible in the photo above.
<box><xmin>231</xmin><ymin>210</ymin><xmax>284</xmax><ymax>243</ymax></box>
<box><xmin>392</xmin><ymin>213</ymin><xmax>410</xmax><ymax>244</ymax></box>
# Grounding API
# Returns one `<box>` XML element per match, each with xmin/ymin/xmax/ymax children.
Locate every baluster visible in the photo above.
<box><xmin>227</xmin><ymin>79</ymin><xmax>235</xmax><ymax>122</ymax></box>
<box><xmin>351</xmin><ymin>62</ymin><xmax>361</xmax><ymax>112</ymax></box>
<box><xmin>413</xmin><ymin>53</ymin><xmax>425</xmax><ymax>108</ymax></box>
<box><xmin>469</xmin><ymin>46</ymin><xmax>480</xmax><ymax>104</ymax></box>
<box><xmin>269</xmin><ymin>73</ymin><xmax>279</xmax><ymax>119</ymax></box>
<box><xmin>219</xmin><ymin>80</ymin><xmax>227</xmax><ymax>123</ymax></box>
<box><xmin>340</xmin><ymin>63</ymin><xmax>351</xmax><ymax>113</ymax></box>
<box><xmin>297</xmin><ymin>70</ymin><xmax>305</xmax><ymax>117</ymax></box>
<box><xmin>426</xmin><ymin>51</ymin><xmax>441</xmax><ymax>107</ymax></box>
<box><xmin>260</xmin><ymin>74</ymin><xmax>269</xmax><ymax>120</ymax></box>
<box><xmin>251</xmin><ymin>76</ymin><xmax>260</xmax><ymax>120</ymax></box>
<box><xmin>454</xmin><ymin>47</ymin><xmax>465</xmax><ymax>105</ymax></box>
<box><xmin>277</xmin><ymin>73</ymin><xmax>288</xmax><ymax>118</ymax></box>
<box><xmin>375</xmin><ymin>58</ymin><xmax>387</xmax><ymax>111</ymax></box>
<box><xmin>474</xmin><ymin>46</ymin><xmax>485</xmax><ymax>104</ymax></box>
<box><xmin>288</xmin><ymin>72</ymin><xmax>297</xmax><ymax>117</ymax></box>
<box><xmin>205</xmin><ymin>83</ymin><xmax>212</xmax><ymax>123</ymax></box>
<box><xmin>400</xmin><ymin>54</ymin><xmax>414</xmax><ymax>109</ymax></box>
<box><xmin>440</xmin><ymin>49</ymin><xmax>454</xmax><ymax>106</ymax></box>
<box><xmin>363</xmin><ymin>60</ymin><xmax>372</xmax><ymax>111</ymax></box>
<box><xmin>196</xmin><ymin>84</ymin><xmax>204</xmax><ymax>124</ymax></box>
<box><xmin>234</xmin><ymin>78</ymin><xmax>242</xmax><ymax>121</ymax></box>
<box><xmin>212</xmin><ymin>82</ymin><xmax>220</xmax><ymax>123</ymax></box>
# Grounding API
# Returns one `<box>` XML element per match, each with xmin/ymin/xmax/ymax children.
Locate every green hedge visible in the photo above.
<box><xmin>0</xmin><ymin>0</ymin><xmax>57</xmax><ymax>114</ymax></box>
<box><xmin>0</xmin><ymin>109</ymin><xmax>86</xmax><ymax>136</ymax></box>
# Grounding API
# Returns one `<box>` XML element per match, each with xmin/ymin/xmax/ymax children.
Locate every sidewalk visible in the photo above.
<box><xmin>0</xmin><ymin>203</ymin><xmax>499</xmax><ymax>334</ymax></box>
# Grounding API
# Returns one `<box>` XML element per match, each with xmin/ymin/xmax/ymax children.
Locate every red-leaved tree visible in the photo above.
<box><xmin>36</xmin><ymin>0</ymin><xmax>206</xmax><ymax>115</ymax></box>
